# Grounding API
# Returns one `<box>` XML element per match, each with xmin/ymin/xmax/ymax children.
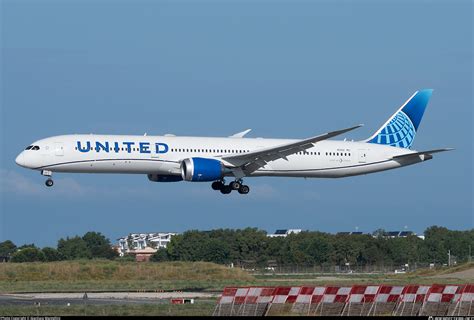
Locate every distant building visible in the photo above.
<box><xmin>386</xmin><ymin>231</ymin><xmax>417</xmax><ymax>238</ymax></box>
<box><xmin>369</xmin><ymin>230</ymin><xmax>423</xmax><ymax>239</ymax></box>
<box><xmin>117</xmin><ymin>232</ymin><xmax>178</xmax><ymax>261</ymax></box>
<box><xmin>267</xmin><ymin>229</ymin><xmax>302</xmax><ymax>238</ymax></box>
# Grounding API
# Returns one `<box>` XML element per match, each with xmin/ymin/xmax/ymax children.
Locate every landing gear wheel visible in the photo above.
<box><xmin>220</xmin><ymin>185</ymin><xmax>232</xmax><ymax>194</ymax></box>
<box><xmin>45</xmin><ymin>179</ymin><xmax>54</xmax><ymax>187</ymax></box>
<box><xmin>211</xmin><ymin>181</ymin><xmax>224</xmax><ymax>190</ymax></box>
<box><xmin>238</xmin><ymin>185</ymin><xmax>250</xmax><ymax>194</ymax></box>
<box><xmin>230</xmin><ymin>180</ymin><xmax>241</xmax><ymax>190</ymax></box>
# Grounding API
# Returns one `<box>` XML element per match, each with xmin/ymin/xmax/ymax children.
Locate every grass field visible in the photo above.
<box><xmin>0</xmin><ymin>261</ymin><xmax>472</xmax><ymax>316</ymax></box>
<box><xmin>1</xmin><ymin>261</ymin><xmax>472</xmax><ymax>293</ymax></box>
<box><xmin>0</xmin><ymin>260</ymin><xmax>252</xmax><ymax>293</ymax></box>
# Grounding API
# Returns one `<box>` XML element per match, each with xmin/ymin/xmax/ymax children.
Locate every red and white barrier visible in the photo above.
<box><xmin>400</xmin><ymin>285</ymin><xmax>430</xmax><ymax>303</ymax></box>
<box><xmin>272</xmin><ymin>287</ymin><xmax>301</xmax><ymax>304</ymax></box>
<box><xmin>214</xmin><ymin>283</ymin><xmax>474</xmax><ymax>316</ymax></box>
<box><xmin>218</xmin><ymin>287</ymin><xmax>238</xmax><ymax>304</ymax></box>
<box><xmin>323</xmin><ymin>286</ymin><xmax>351</xmax><ymax>303</ymax></box>
<box><xmin>292</xmin><ymin>286</ymin><xmax>313</xmax><ymax>304</ymax></box>
<box><xmin>348</xmin><ymin>285</ymin><xmax>380</xmax><ymax>303</ymax></box>
<box><xmin>375</xmin><ymin>285</ymin><xmax>404</xmax><ymax>303</ymax></box>
<box><xmin>459</xmin><ymin>284</ymin><xmax>474</xmax><ymax>302</ymax></box>
<box><xmin>426</xmin><ymin>284</ymin><xmax>460</xmax><ymax>303</ymax></box>
<box><xmin>256</xmin><ymin>287</ymin><xmax>277</xmax><ymax>304</ymax></box>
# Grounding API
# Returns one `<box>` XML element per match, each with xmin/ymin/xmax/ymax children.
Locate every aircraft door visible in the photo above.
<box><xmin>358</xmin><ymin>149</ymin><xmax>367</xmax><ymax>163</ymax></box>
<box><xmin>55</xmin><ymin>142</ymin><xmax>64</xmax><ymax>156</ymax></box>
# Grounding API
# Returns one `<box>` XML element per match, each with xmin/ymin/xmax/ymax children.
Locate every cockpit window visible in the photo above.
<box><xmin>25</xmin><ymin>146</ymin><xmax>33</xmax><ymax>150</ymax></box>
<box><xmin>32</xmin><ymin>146</ymin><xmax>40</xmax><ymax>150</ymax></box>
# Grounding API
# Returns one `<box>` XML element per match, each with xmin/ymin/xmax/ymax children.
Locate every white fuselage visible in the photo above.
<box><xmin>15</xmin><ymin>134</ymin><xmax>425</xmax><ymax>179</ymax></box>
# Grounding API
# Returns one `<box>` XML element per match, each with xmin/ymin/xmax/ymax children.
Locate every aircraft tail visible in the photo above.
<box><xmin>365</xmin><ymin>89</ymin><xmax>433</xmax><ymax>148</ymax></box>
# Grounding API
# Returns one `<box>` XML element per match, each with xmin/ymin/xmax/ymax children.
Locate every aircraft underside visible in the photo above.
<box><xmin>36</xmin><ymin>155</ymin><xmax>424</xmax><ymax>195</ymax></box>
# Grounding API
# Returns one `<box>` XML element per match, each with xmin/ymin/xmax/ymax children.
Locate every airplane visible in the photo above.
<box><xmin>15</xmin><ymin>89</ymin><xmax>452</xmax><ymax>195</ymax></box>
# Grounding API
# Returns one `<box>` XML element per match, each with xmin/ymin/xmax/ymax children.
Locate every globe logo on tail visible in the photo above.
<box><xmin>368</xmin><ymin>111</ymin><xmax>416</xmax><ymax>148</ymax></box>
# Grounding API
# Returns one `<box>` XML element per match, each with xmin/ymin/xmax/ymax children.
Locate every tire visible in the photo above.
<box><xmin>230</xmin><ymin>181</ymin><xmax>241</xmax><ymax>190</ymax></box>
<box><xmin>220</xmin><ymin>185</ymin><xmax>232</xmax><ymax>194</ymax></box>
<box><xmin>238</xmin><ymin>185</ymin><xmax>249</xmax><ymax>194</ymax></box>
<box><xmin>211</xmin><ymin>181</ymin><xmax>223</xmax><ymax>190</ymax></box>
<box><xmin>45</xmin><ymin>179</ymin><xmax>54</xmax><ymax>187</ymax></box>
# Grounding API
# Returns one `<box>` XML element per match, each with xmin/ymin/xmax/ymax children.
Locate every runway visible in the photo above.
<box><xmin>0</xmin><ymin>292</ymin><xmax>218</xmax><ymax>306</ymax></box>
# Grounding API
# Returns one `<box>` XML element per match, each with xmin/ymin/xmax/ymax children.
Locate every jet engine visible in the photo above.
<box><xmin>180</xmin><ymin>158</ymin><xmax>225</xmax><ymax>182</ymax></box>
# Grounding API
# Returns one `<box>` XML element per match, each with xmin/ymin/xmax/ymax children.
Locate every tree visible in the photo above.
<box><xmin>17</xmin><ymin>244</ymin><xmax>37</xmax><ymax>250</ymax></box>
<box><xmin>42</xmin><ymin>247</ymin><xmax>63</xmax><ymax>262</ymax></box>
<box><xmin>57</xmin><ymin>236</ymin><xmax>91</xmax><ymax>260</ymax></box>
<box><xmin>201</xmin><ymin>239</ymin><xmax>230</xmax><ymax>264</ymax></box>
<box><xmin>150</xmin><ymin>249</ymin><xmax>169</xmax><ymax>262</ymax></box>
<box><xmin>306</xmin><ymin>233</ymin><xmax>332</xmax><ymax>265</ymax></box>
<box><xmin>166</xmin><ymin>231</ymin><xmax>209</xmax><ymax>261</ymax></box>
<box><xmin>82</xmin><ymin>232</ymin><xmax>118</xmax><ymax>259</ymax></box>
<box><xmin>10</xmin><ymin>247</ymin><xmax>45</xmax><ymax>262</ymax></box>
<box><xmin>0</xmin><ymin>240</ymin><xmax>17</xmax><ymax>258</ymax></box>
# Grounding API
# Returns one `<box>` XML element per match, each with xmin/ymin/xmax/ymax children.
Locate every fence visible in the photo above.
<box><xmin>243</xmin><ymin>262</ymin><xmax>442</xmax><ymax>275</ymax></box>
<box><xmin>212</xmin><ymin>284</ymin><xmax>473</xmax><ymax>316</ymax></box>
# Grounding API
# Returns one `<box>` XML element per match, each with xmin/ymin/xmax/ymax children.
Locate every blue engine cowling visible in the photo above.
<box><xmin>147</xmin><ymin>174</ymin><xmax>183</xmax><ymax>182</ymax></box>
<box><xmin>180</xmin><ymin>158</ymin><xmax>224</xmax><ymax>182</ymax></box>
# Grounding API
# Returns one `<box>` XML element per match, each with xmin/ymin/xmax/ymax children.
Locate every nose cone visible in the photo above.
<box><xmin>15</xmin><ymin>152</ymin><xmax>26</xmax><ymax>167</ymax></box>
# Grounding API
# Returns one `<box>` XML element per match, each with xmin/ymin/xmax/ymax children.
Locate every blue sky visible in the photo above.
<box><xmin>1</xmin><ymin>0</ymin><xmax>472</xmax><ymax>247</ymax></box>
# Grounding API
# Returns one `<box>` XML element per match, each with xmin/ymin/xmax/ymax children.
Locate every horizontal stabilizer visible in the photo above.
<box><xmin>392</xmin><ymin>148</ymin><xmax>454</xmax><ymax>160</ymax></box>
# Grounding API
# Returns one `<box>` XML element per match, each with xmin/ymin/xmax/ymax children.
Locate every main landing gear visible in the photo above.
<box><xmin>211</xmin><ymin>179</ymin><xmax>250</xmax><ymax>195</ymax></box>
<box><xmin>41</xmin><ymin>170</ymin><xmax>54</xmax><ymax>187</ymax></box>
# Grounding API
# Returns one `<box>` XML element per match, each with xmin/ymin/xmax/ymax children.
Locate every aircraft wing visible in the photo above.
<box><xmin>222</xmin><ymin>124</ymin><xmax>363</xmax><ymax>175</ymax></box>
<box><xmin>391</xmin><ymin>148</ymin><xmax>454</xmax><ymax>160</ymax></box>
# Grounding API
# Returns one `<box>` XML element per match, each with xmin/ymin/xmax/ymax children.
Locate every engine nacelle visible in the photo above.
<box><xmin>147</xmin><ymin>174</ymin><xmax>183</xmax><ymax>182</ymax></box>
<box><xmin>180</xmin><ymin>158</ymin><xmax>225</xmax><ymax>182</ymax></box>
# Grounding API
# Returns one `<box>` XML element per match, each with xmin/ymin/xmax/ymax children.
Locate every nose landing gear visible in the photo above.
<box><xmin>211</xmin><ymin>179</ymin><xmax>250</xmax><ymax>195</ymax></box>
<box><xmin>41</xmin><ymin>170</ymin><xmax>54</xmax><ymax>187</ymax></box>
